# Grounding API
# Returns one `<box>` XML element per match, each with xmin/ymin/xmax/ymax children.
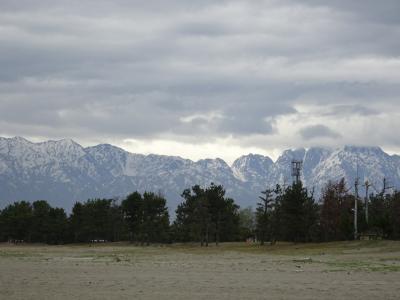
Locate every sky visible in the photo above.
<box><xmin>0</xmin><ymin>0</ymin><xmax>400</xmax><ymax>164</ymax></box>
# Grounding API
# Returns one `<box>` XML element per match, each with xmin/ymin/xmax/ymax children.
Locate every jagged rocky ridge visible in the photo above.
<box><xmin>1</xmin><ymin>137</ymin><xmax>399</xmax><ymax>211</ymax></box>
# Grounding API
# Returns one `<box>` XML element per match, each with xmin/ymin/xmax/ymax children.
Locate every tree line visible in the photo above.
<box><xmin>255</xmin><ymin>179</ymin><xmax>400</xmax><ymax>244</ymax></box>
<box><xmin>0</xmin><ymin>180</ymin><xmax>399</xmax><ymax>245</ymax></box>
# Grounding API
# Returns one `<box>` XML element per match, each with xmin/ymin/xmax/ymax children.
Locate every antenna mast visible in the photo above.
<box><xmin>291</xmin><ymin>160</ymin><xmax>303</xmax><ymax>185</ymax></box>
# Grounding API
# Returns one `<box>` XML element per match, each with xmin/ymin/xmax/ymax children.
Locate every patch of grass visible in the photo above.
<box><xmin>2</xmin><ymin>240</ymin><xmax>400</xmax><ymax>261</ymax></box>
<box><xmin>368</xmin><ymin>265</ymin><xmax>400</xmax><ymax>272</ymax></box>
<box><xmin>324</xmin><ymin>260</ymin><xmax>400</xmax><ymax>273</ymax></box>
<box><xmin>379</xmin><ymin>257</ymin><xmax>400</xmax><ymax>262</ymax></box>
<box><xmin>325</xmin><ymin>260</ymin><xmax>373</xmax><ymax>269</ymax></box>
<box><xmin>0</xmin><ymin>250</ymin><xmax>41</xmax><ymax>258</ymax></box>
<box><xmin>0</xmin><ymin>251</ymin><xmax>28</xmax><ymax>258</ymax></box>
<box><xmin>231</xmin><ymin>240</ymin><xmax>400</xmax><ymax>256</ymax></box>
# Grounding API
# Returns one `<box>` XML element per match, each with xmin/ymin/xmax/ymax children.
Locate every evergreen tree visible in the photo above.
<box><xmin>320</xmin><ymin>180</ymin><xmax>345</xmax><ymax>241</ymax></box>
<box><xmin>121</xmin><ymin>191</ymin><xmax>169</xmax><ymax>245</ymax></box>
<box><xmin>208</xmin><ymin>184</ymin><xmax>231</xmax><ymax>245</ymax></box>
<box><xmin>121</xmin><ymin>192</ymin><xmax>144</xmax><ymax>242</ymax></box>
<box><xmin>46</xmin><ymin>207</ymin><xmax>68</xmax><ymax>244</ymax></box>
<box><xmin>70</xmin><ymin>199</ymin><xmax>123</xmax><ymax>242</ymax></box>
<box><xmin>173</xmin><ymin>190</ymin><xmax>198</xmax><ymax>243</ymax></box>
<box><xmin>238</xmin><ymin>207</ymin><xmax>255</xmax><ymax>241</ymax></box>
<box><xmin>256</xmin><ymin>189</ymin><xmax>274</xmax><ymax>245</ymax></box>
<box><xmin>0</xmin><ymin>201</ymin><xmax>33</xmax><ymax>242</ymax></box>
<box><xmin>217</xmin><ymin>197</ymin><xmax>240</xmax><ymax>243</ymax></box>
<box><xmin>176</xmin><ymin>185</ymin><xmax>210</xmax><ymax>246</ymax></box>
<box><xmin>31</xmin><ymin>200</ymin><xmax>51</xmax><ymax>243</ymax></box>
<box><xmin>369</xmin><ymin>193</ymin><xmax>391</xmax><ymax>238</ymax></box>
<box><xmin>279</xmin><ymin>182</ymin><xmax>318</xmax><ymax>243</ymax></box>
<box><xmin>173</xmin><ymin>184</ymin><xmax>240</xmax><ymax>245</ymax></box>
<box><xmin>142</xmin><ymin>192</ymin><xmax>170</xmax><ymax>244</ymax></box>
<box><xmin>70</xmin><ymin>202</ymin><xmax>85</xmax><ymax>242</ymax></box>
<box><xmin>390</xmin><ymin>191</ymin><xmax>400</xmax><ymax>239</ymax></box>
<box><xmin>109</xmin><ymin>200</ymin><xmax>126</xmax><ymax>242</ymax></box>
<box><xmin>320</xmin><ymin>179</ymin><xmax>369</xmax><ymax>241</ymax></box>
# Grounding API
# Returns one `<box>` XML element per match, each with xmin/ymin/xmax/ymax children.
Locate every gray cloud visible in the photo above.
<box><xmin>0</xmin><ymin>1</ymin><xmax>399</xmax><ymax>155</ymax></box>
<box><xmin>323</xmin><ymin>104</ymin><xmax>379</xmax><ymax>117</ymax></box>
<box><xmin>299</xmin><ymin>125</ymin><xmax>341</xmax><ymax>140</ymax></box>
<box><xmin>298</xmin><ymin>0</ymin><xmax>400</xmax><ymax>24</ymax></box>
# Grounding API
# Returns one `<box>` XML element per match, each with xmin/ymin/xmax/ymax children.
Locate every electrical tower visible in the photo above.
<box><xmin>291</xmin><ymin>160</ymin><xmax>303</xmax><ymax>184</ymax></box>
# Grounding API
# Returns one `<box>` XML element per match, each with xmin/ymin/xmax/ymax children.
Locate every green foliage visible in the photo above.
<box><xmin>31</xmin><ymin>200</ymin><xmax>51</xmax><ymax>243</ymax></box>
<box><xmin>173</xmin><ymin>183</ymin><xmax>240</xmax><ymax>246</ymax></box>
<box><xmin>141</xmin><ymin>192</ymin><xmax>170</xmax><ymax>244</ymax></box>
<box><xmin>320</xmin><ymin>178</ymin><xmax>393</xmax><ymax>241</ymax></box>
<box><xmin>238</xmin><ymin>207</ymin><xmax>255</xmax><ymax>241</ymax></box>
<box><xmin>368</xmin><ymin>191</ymin><xmax>400</xmax><ymax>239</ymax></box>
<box><xmin>320</xmin><ymin>179</ymin><xmax>355</xmax><ymax>241</ymax></box>
<box><xmin>1</xmin><ymin>179</ymin><xmax>399</xmax><ymax>245</ymax></box>
<box><xmin>0</xmin><ymin>201</ymin><xmax>33</xmax><ymax>241</ymax></box>
<box><xmin>46</xmin><ymin>207</ymin><xmax>68</xmax><ymax>244</ymax></box>
<box><xmin>70</xmin><ymin>199</ymin><xmax>125</xmax><ymax>242</ymax></box>
<box><xmin>0</xmin><ymin>200</ymin><xmax>68</xmax><ymax>244</ymax></box>
<box><xmin>279</xmin><ymin>182</ymin><xmax>319</xmax><ymax>243</ymax></box>
<box><xmin>390</xmin><ymin>192</ymin><xmax>400</xmax><ymax>239</ymax></box>
<box><xmin>121</xmin><ymin>191</ymin><xmax>170</xmax><ymax>244</ymax></box>
<box><xmin>256</xmin><ymin>189</ymin><xmax>275</xmax><ymax>245</ymax></box>
<box><xmin>369</xmin><ymin>194</ymin><xmax>392</xmax><ymax>237</ymax></box>
<box><xmin>256</xmin><ymin>182</ymin><xmax>319</xmax><ymax>244</ymax></box>
<box><xmin>121</xmin><ymin>192</ymin><xmax>143</xmax><ymax>241</ymax></box>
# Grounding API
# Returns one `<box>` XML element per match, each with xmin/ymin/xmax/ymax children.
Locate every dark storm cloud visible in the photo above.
<box><xmin>0</xmin><ymin>0</ymin><xmax>399</xmax><ymax>150</ymax></box>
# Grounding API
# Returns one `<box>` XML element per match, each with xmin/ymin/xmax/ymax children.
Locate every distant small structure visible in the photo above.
<box><xmin>291</xmin><ymin>160</ymin><xmax>303</xmax><ymax>184</ymax></box>
<box><xmin>8</xmin><ymin>239</ymin><xmax>24</xmax><ymax>244</ymax></box>
<box><xmin>90</xmin><ymin>239</ymin><xmax>108</xmax><ymax>243</ymax></box>
<box><xmin>360</xmin><ymin>229</ymin><xmax>383</xmax><ymax>241</ymax></box>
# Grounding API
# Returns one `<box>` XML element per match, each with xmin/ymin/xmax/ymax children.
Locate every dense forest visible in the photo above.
<box><xmin>0</xmin><ymin>180</ymin><xmax>400</xmax><ymax>245</ymax></box>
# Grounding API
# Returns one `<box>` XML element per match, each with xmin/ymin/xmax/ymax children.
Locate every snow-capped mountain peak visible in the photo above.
<box><xmin>0</xmin><ymin>137</ymin><xmax>399</xmax><ymax>211</ymax></box>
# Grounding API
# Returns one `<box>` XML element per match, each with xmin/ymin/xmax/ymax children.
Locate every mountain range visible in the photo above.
<box><xmin>1</xmin><ymin>136</ymin><xmax>399</xmax><ymax>212</ymax></box>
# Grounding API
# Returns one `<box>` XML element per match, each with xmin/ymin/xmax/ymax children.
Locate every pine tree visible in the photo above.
<box><xmin>121</xmin><ymin>192</ymin><xmax>144</xmax><ymax>243</ymax></box>
<box><xmin>173</xmin><ymin>184</ymin><xmax>240</xmax><ymax>245</ymax></box>
<box><xmin>280</xmin><ymin>182</ymin><xmax>318</xmax><ymax>243</ymax></box>
<box><xmin>256</xmin><ymin>189</ymin><xmax>274</xmax><ymax>245</ymax></box>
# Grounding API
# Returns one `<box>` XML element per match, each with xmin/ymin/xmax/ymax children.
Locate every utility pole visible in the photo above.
<box><xmin>354</xmin><ymin>177</ymin><xmax>359</xmax><ymax>240</ymax></box>
<box><xmin>282</xmin><ymin>177</ymin><xmax>288</xmax><ymax>190</ymax></box>
<box><xmin>383</xmin><ymin>178</ymin><xmax>387</xmax><ymax>195</ymax></box>
<box><xmin>364</xmin><ymin>180</ymin><xmax>371</xmax><ymax>225</ymax></box>
<box><xmin>382</xmin><ymin>177</ymin><xmax>394</xmax><ymax>196</ymax></box>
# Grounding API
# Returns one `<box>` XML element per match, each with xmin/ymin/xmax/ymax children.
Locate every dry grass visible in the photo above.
<box><xmin>1</xmin><ymin>241</ymin><xmax>400</xmax><ymax>299</ymax></box>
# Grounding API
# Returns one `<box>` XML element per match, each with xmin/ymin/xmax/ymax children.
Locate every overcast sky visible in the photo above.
<box><xmin>1</xmin><ymin>0</ymin><xmax>400</xmax><ymax>163</ymax></box>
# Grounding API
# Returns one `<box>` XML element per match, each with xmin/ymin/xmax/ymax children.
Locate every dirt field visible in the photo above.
<box><xmin>0</xmin><ymin>241</ymin><xmax>400</xmax><ymax>299</ymax></box>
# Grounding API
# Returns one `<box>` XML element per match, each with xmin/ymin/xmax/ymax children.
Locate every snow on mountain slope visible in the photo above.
<box><xmin>0</xmin><ymin>137</ymin><xmax>399</xmax><ymax>211</ymax></box>
<box><xmin>309</xmin><ymin>146</ymin><xmax>399</xmax><ymax>195</ymax></box>
<box><xmin>232</xmin><ymin>154</ymin><xmax>273</xmax><ymax>182</ymax></box>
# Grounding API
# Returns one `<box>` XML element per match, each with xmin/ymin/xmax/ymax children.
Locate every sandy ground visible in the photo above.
<box><xmin>0</xmin><ymin>241</ymin><xmax>400</xmax><ymax>300</ymax></box>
